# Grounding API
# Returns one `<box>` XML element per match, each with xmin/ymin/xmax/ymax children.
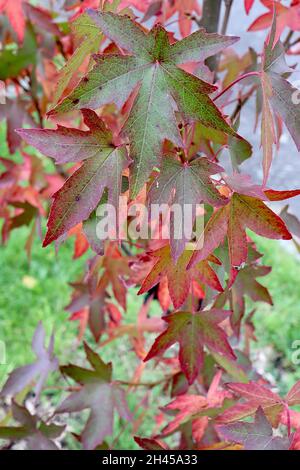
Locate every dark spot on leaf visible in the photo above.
<box><xmin>72</xmin><ymin>99</ymin><xmax>80</xmax><ymax>105</ymax></box>
<box><xmin>75</xmin><ymin>196</ymin><xmax>81</xmax><ymax>202</ymax></box>
<box><xmin>82</xmin><ymin>77</ymin><xmax>89</xmax><ymax>83</ymax></box>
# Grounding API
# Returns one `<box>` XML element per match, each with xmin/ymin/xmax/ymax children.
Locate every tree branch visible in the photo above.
<box><xmin>221</xmin><ymin>0</ymin><xmax>234</xmax><ymax>35</ymax></box>
<box><xmin>199</xmin><ymin>0</ymin><xmax>222</xmax><ymax>74</ymax></box>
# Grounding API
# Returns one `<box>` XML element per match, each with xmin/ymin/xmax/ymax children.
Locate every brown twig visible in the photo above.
<box><xmin>198</xmin><ymin>0</ymin><xmax>222</xmax><ymax>75</ymax></box>
<box><xmin>221</xmin><ymin>0</ymin><xmax>234</xmax><ymax>35</ymax></box>
<box><xmin>230</xmin><ymin>84</ymin><xmax>257</xmax><ymax>121</ymax></box>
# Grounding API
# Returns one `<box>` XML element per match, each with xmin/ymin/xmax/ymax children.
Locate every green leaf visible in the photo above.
<box><xmin>0</xmin><ymin>25</ymin><xmax>37</xmax><ymax>80</ymax></box>
<box><xmin>52</xmin><ymin>0</ymin><xmax>123</xmax><ymax>104</ymax></box>
<box><xmin>260</xmin><ymin>13</ymin><xmax>300</xmax><ymax>183</ymax></box>
<box><xmin>188</xmin><ymin>193</ymin><xmax>291</xmax><ymax>282</ymax></box>
<box><xmin>148</xmin><ymin>156</ymin><xmax>226</xmax><ymax>259</ymax></box>
<box><xmin>52</xmin><ymin>13</ymin><xmax>103</xmax><ymax>105</ymax></box>
<box><xmin>17</xmin><ymin>110</ymin><xmax>130</xmax><ymax>246</ymax></box>
<box><xmin>50</xmin><ymin>11</ymin><xmax>243</xmax><ymax>197</ymax></box>
<box><xmin>57</xmin><ymin>343</ymin><xmax>131</xmax><ymax>450</ymax></box>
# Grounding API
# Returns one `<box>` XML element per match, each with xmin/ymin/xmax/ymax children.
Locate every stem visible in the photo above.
<box><xmin>118</xmin><ymin>377</ymin><xmax>170</xmax><ymax>388</ymax></box>
<box><xmin>199</xmin><ymin>0</ymin><xmax>222</xmax><ymax>74</ymax></box>
<box><xmin>213</xmin><ymin>71</ymin><xmax>260</xmax><ymax>102</ymax></box>
<box><xmin>221</xmin><ymin>0</ymin><xmax>234</xmax><ymax>35</ymax></box>
<box><xmin>283</xmin><ymin>30</ymin><xmax>294</xmax><ymax>50</ymax></box>
<box><xmin>285</xmin><ymin>403</ymin><xmax>291</xmax><ymax>437</ymax></box>
<box><xmin>288</xmin><ymin>36</ymin><xmax>300</xmax><ymax>49</ymax></box>
<box><xmin>13</xmin><ymin>76</ymin><xmax>43</xmax><ymax>128</ymax></box>
<box><xmin>200</xmin><ymin>0</ymin><xmax>222</xmax><ymax>33</ymax></box>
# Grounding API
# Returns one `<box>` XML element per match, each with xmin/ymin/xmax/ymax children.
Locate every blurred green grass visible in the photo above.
<box><xmin>0</xmin><ymin>226</ymin><xmax>86</xmax><ymax>384</ymax></box>
<box><xmin>0</xmin><ymin>226</ymin><xmax>300</xmax><ymax>447</ymax></box>
<box><xmin>250</xmin><ymin>236</ymin><xmax>300</xmax><ymax>394</ymax></box>
<box><xmin>0</xmin><ymin>225</ymin><xmax>166</xmax><ymax>449</ymax></box>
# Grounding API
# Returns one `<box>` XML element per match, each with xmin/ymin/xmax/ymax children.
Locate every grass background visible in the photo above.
<box><xmin>0</xmin><ymin>226</ymin><xmax>300</xmax><ymax>448</ymax></box>
<box><xmin>1</xmin><ymin>228</ymin><xmax>299</xmax><ymax>387</ymax></box>
<box><xmin>1</xmin><ymin>114</ymin><xmax>300</xmax><ymax>446</ymax></box>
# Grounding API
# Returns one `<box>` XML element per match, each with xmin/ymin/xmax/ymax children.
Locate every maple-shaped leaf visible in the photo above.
<box><xmin>217</xmin><ymin>381</ymin><xmax>285</xmax><ymax>427</ymax></box>
<box><xmin>132</xmin><ymin>0</ymin><xmax>201</xmax><ymax>37</ymax></box>
<box><xmin>188</xmin><ymin>192</ymin><xmax>291</xmax><ymax>281</ymax></box>
<box><xmin>0</xmin><ymin>401</ymin><xmax>65</xmax><ymax>450</ymax></box>
<box><xmin>162</xmin><ymin>370</ymin><xmax>232</xmax><ymax>435</ymax></box>
<box><xmin>148</xmin><ymin>156</ymin><xmax>227</xmax><ymax>260</ymax></box>
<box><xmin>56</xmin><ymin>342</ymin><xmax>132</xmax><ymax>449</ymax></box>
<box><xmin>53</xmin><ymin>12</ymin><xmax>102</xmax><ymax>104</ymax></box>
<box><xmin>248</xmin><ymin>0</ymin><xmax>300</xmax><ymax>40</ymax></box>
<box><xmin>138</xmin><ymin>244</ymin><xmax>223</xmax><ymax>309</ymax></box>
<box><xmin>285</xmin><ymin>380</ymin><xmax>300</xmax><ymax>407</ymax></box>
<box><xmin>217</xmin><ymin>262</ymin><xmax>273</xmax><ymax>336</ymax></box>
<box><xmin>0</xmin><ymin>322</ymin><xmax>58</xmax><ymax>400</ymax></box>
<box><xmin>17</xmin><ymin>109</ymin><xmax>130</xmax><ymax>246</ymax></box>
<box><xmin>244</xmin><ymin>0</ymin><xmax>255</xmax><ymax>14</ymax></box>
<box><xmin>50</xmin><ymin>11</ymin><xmax>242</xmax><ymax>197</ymax></box>
<box><xmin>169</xmin><ymin>0</ymin><xmax>202</xmax><ymax>38</ymax></box>
<box><xmin>218</xmin><ymin>407</ymin><xmax>291</xmax><ymax>450</ymax></box>
<box><xmin>97</xmin><ymin>243</ymin><xmax>131</xmax><ymax>309</ymax></box>
<box><xmin>233</xmin><ymin>265</ymin><xmax>272</xmax><ymax>305</ymax></box>
<box><xmin>259</xmin><ymin>12</ymin><xmax>300</xmax><ymax>183</ymax></box>
<box><xmin>218</xmin><ymin>379</ymin><xmax>300</xmax><ymax>427</ymax></box>
<box><xmin>144</xmin><ymin>310</ymin><xmax>235</xmax><ymax>385</ymax></box>
<box><xmin>53</xmin><ymin>0</ymin><xmax>124</xmax><ymax>105</ymax></box>
<box><xmin>0</xmin><ymin>0</ymin><xmax>25</xmax><ymax>42</ymax></box>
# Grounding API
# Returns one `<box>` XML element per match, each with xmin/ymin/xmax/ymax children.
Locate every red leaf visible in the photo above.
<box><xmin>138</xmin><ymin>245</ymin><xmax>223</xmax><ymax>309</ymax></box>
<box><xmin>148</xmin><ymin>156</ymin><xmax>226</xmax><ymax>260</ymax></box>
<box><xmin>144</xmin><ymin>310</ymin><xmax>235</xmax><ymax>384</ymax></box>
<box><xmin>134</xmin><ymin>436</ymin><xmax>167</xmax><ymax>450</ymax></box>
<box><xmin>248</xmin><ymin>1</ymin><xmax>300</xmax><ymax>41</ymax></box>
<box><xmin>264</xmin><ymin>189</ymin><xmax>300</xmax><ymax>201</ymax></box>
<box><xmin>17</xmin><ymin>110</ymin><xmax>131</xmax><ymax>246</ymax></box>
<box><xmin>162</xmin><ymin>370</ymin><xmax>231</xmax><ymax>435</ymax></box>
<box><xmin>0</xmin><ymin>0</ymin><xmax>25</xmax><ymax>42</ymax></box>
<box><xmin>244</xmin><ymin>0</ymin><xmax>255</xmax><ymax>14</ymax></box>
<box><xmin>188</xmin><ymin>193</ymin><xmax>291</xmax><ymax>280</ymax></box>
<box><xmin>218</xmin><ymin>381</ymin><xmax>284</xmax><ymax>427</ymax></box>
<box><xmin>97</xmin><ymin>244</ymin><xmax>131</xmax><ymax>310</ymax></box>
<box><xmin>286</xmin><ymin>380</ymin><xmax>300</xmax><ymax>406</ymax></box>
